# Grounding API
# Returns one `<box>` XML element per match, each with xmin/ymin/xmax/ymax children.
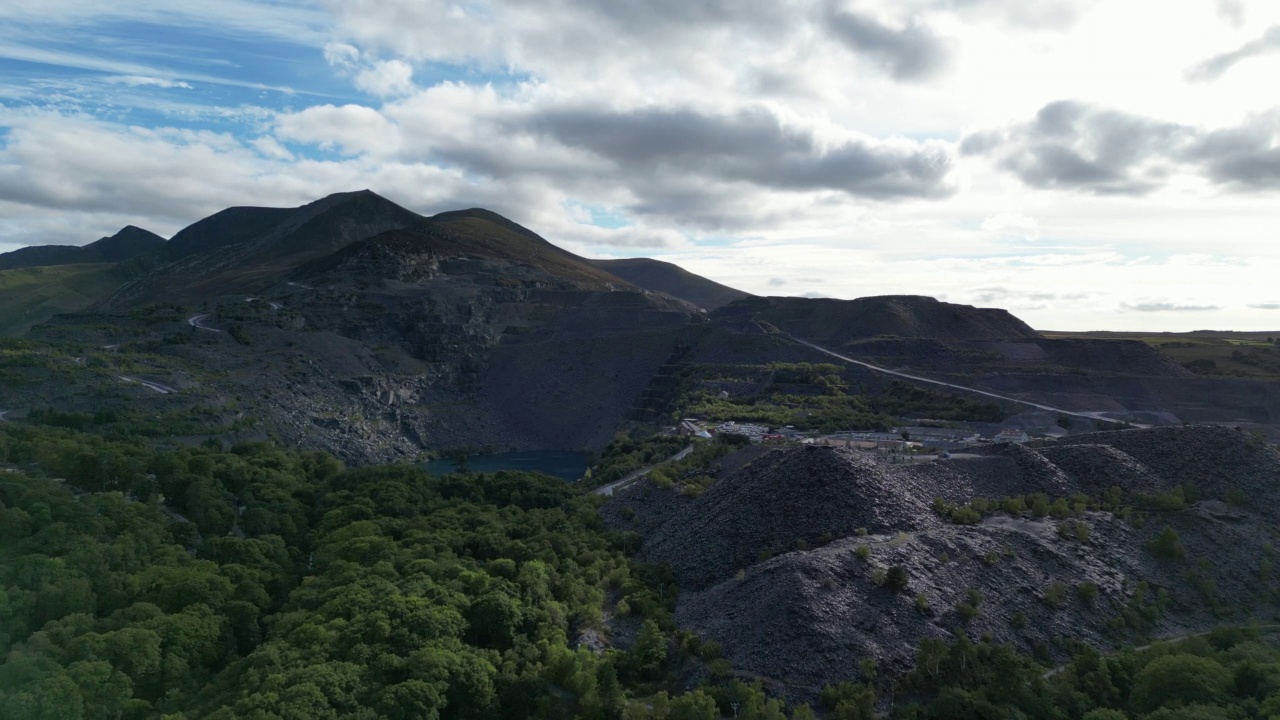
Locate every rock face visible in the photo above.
<box><xmin>605</xmin><ymin>426</ymin><xmax>1280</xmax><ymax>696</ymax></box>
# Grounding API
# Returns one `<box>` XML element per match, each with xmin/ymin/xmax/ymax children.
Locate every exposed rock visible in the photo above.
<box><xmin>606</xmin><ymin>426</ymin><xmax>1280</xmax><ymax>696</ymax></box>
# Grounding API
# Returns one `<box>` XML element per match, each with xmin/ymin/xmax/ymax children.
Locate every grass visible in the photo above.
<box><xmin>0</xmin><ymin>263</ymin><xmax>126</xmax><ymax>337</ymax></box>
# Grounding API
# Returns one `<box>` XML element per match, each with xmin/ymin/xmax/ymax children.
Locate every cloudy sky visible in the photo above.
<box><xmin>1</xmin><ymin>0</ymin><xmax>1277</xmax><ymax>330</ymax></box>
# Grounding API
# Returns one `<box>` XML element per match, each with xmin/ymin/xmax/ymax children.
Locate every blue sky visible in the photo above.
<box><xmin>1</xmin><ymin>0</ymin><xmax>1279</xmax><ymax>330</ymax></box>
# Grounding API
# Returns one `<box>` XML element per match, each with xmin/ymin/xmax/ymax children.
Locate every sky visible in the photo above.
<box><xmin>1</xmin><ymin>0</ymin><xmax>1278</xmax><ymax>331</ymax></box>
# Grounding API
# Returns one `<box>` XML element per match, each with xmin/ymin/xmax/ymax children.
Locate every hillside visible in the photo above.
<box><xmin>712</xmin><ymin>294</ymin><xmax>1040</xmax><ymax>344</ymax></box>
<box><xmin>587</xmin><ymin>257</ymin><xmax>752</xmax><ymax>310</ymax></box>
<box><xmin>0</xmin><ymin>225</ymin><xmax>165</xmax><ymax>271</ymax></box>
<box><xmin>0</xmin><ymin>263</ymin><xmax>129</xmax><ymax>336</ymax></box>
<box><xmin>604</xmin><ymin>427</ymin><xmax>1280</xmax><ymax>691</ymax></box>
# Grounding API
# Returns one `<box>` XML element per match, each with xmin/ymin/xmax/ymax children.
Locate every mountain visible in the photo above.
<box><xmin>106</xmin><ymin>190</ymin><xmax>424</xmax><ymax>305</ymax></box>
<box><xmin>713</xmin><ymin>294</ymin><xmax>1041</xmax><ymax>344</ymax></box>
<box><xmin>0</xmin><ymin>225</ymin><xmax>165</xmax><ymax>271</ymax></box>
<box><xmin>586</xmin><ymin>257</ymin><xmax>752</xmax><ymax>311</ymax></box>
<box><xmin>5</xmin><ymin>189</ymin><xmax>1277</xmax><ymax>462</ymax></box>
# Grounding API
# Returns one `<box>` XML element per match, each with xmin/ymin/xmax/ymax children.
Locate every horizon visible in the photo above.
<box><xmin>2</xmin><ymin>1</ymin><xmax>1278</xmax><ymax>332</ymax></box>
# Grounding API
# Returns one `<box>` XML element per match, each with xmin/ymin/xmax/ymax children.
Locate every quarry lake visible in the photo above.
<box><xmin>422</xmin><ymin>450</ymin><xmax>591</xmax><ymax>481</ymax></box>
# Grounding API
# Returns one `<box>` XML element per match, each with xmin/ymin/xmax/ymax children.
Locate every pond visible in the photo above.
<box><xmin>422</xmin><ymin>450</ymin><xmax>591</xmax><ymax>482</ymax></box>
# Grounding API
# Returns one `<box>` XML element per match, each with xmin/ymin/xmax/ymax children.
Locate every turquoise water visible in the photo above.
<box><xmin>422</xmin><ymin>450</ymin><xmax>591</xmax><ymax>481</ymax></box>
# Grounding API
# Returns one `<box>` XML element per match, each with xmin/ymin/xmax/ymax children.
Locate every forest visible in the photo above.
<box><xmin>3</xmin><ymin>420</ymin><xmax>1280</xmax><ymax>719</ymax></box>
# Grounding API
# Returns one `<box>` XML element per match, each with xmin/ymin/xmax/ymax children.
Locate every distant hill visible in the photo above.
<box><xmin>0</xmin><ymin>263</ymin><xmax>128</xmax><ymax>336</ymax></box>
<box><xmin>297</xmin><ymin>208</ymin><xmax>648</xmax><ymax>292</ymax></box>
<box><xmin>586</xmin><ymin>258</ymin><xmax>752</xmax><ymax>311</ymax></box>
<box><xmin>105</xmin><ymin>190</ymin><xmax>425</xmax><ymax>306</ymax></box>
<box><xmin>0</xmin><ymin>226</ymin><xmax>165</xmax><ymax>271</ymax></box>
<box><xmin>713</xmin><ymin>294</ymin><xmax>1040</xmax><ymax>344</ymax></box>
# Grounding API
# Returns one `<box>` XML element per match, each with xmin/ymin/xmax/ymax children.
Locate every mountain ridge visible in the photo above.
<box><xmin>0</xmin><ymin>225</ymin><xmax>166</xmax><ymax>271</ymax></box>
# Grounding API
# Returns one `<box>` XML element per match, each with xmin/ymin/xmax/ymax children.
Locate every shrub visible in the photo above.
<box><xmin>884</xmin><ymin>565</ymin><xmax>909</xmax><ymax>592</ymax></box>
<box><xmin>1077</xmin><ymin>582</ymin><xmax>1099</xmax><ymax>605</ymax></box>
<box><xmin>956</xmin><ymin>589</ymin><xmax>982</xmax><ymax>621</ymax></box>
<box><xmin>1149</xmin><ymin>526</ymin><xmax>1185</xmax><ymax>561</ymax></box>
<box><xmin>1044</xmin><ymin>582</ymin><xmax>1068</xmax><ymax>609</ymax></box>
<box><xmin>915</xmin><ymin>593</ymin><xmax>930</xmax><ymax>613</ymax></box>
<box><xmin>855</xmin><ymin>544</ymin><xmax>871</xmax><ymax>560</ymax></box>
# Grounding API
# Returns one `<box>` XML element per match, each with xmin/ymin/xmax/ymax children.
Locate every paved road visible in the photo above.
<box><xmin>186</xmin><ymin>314</ymin><xmax>222</xmax><ymax>333</ymax></box>
<box><xmin>788</xmin><ymin>336</ymin><xmax>1149</xmax><ymax>428</ymax></box>
<box><xmin>117</xmin><ymin>375</ymin><xmax>177</xmax><ymax>394</ymax></box>
<box><xmin>594</xmin><ymin>444</ymin><xmax>695</xmax><ymax>497</ymax></box>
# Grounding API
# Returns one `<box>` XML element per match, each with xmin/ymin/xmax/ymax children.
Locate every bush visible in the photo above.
<box><xmin>1149</xmin><ymin>526</ymin><xmax>1185</xmax><ymax>561</ymax></box>
<box><xmin>956</xmin><ymin>588</ymin><xmax>983</xmax><ymax>621</ymax></box>
<box><xmin>1044</xmin><ymin>582</ymin><xmax>1068</xmax><ymax>609</ymax></box>
<box><xmin>1077</xmin><ymin>582</ymin><xmax>1099</xmax><ymax>605</ymax></box>
<box><xmin>884</xmin><ymin>565</ymin><xmax>909</xmax><ymax>592</ymax></box>
<box><xmin>855</xmin><ymin>544</ymin><xmax>871</xmax><ymax>560</ymax></box>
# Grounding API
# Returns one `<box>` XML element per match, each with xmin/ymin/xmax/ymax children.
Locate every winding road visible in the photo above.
<box><xmin>788</xmin><ymin>336</ymin><xmax>1149</xmax><ymax>428</ymax></box>
<box><xmin>117</xmin><ymin>375</ymin><xmax>177</xmax><ymax>394</ymax></box>
<box><xmin>594</xmin><ymin>444</ymin><xmax>695</xmax><ymax>497</ymax></box>
<box><xmin>0</xmin><ymin>410</ymin><xmax>8</xmax><ymax>422</ymax></box>
<box><xmin>186</xmin><ymin>314</ymin><xmax>221</xmax><ymax>333</ymax></box>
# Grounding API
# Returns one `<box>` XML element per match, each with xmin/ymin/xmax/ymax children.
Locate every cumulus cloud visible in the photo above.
<box><xmin>328</xmin><ymin>0</ymin><xmax>960</xmax><ymax>94</ymax></box>
<box><xmin>1186</xmin><ymin>25</ymin><xmax>1280</xmax><ymax>82</ymax></box>
<box><xmin>266</xmin><ymin>85</ymin><xmax>955</xmax><ymax>231</ymax></box>
<box><xmin>1121</xmin><ymin>301</ymin><xmax>1221</xmax><ymax>312</ymax></box>
<box><xmin>1215</xmin><ymin>0</ymin><xmax>1246</xmax><ymax>27</ymax></box>
<box><xmin>354</xmin><ymin>59</ymin><xmax>415</xmax><ymax>98</ymax></box>
<box><xmin>824</xmin><ymin>5</ymin><xmax>952</xmax><ymax>81</ymax></box>
<box><xmin>962</xmin><ymin>101</ymin><xmax>1187</xmax><ymax>195</ymax></box>
<box><xmin>522</xmin><ymin>105</ymin><xmax>954</xmax><ymax>199</ymax></box>
<box><xmin>964</xmin><ymin>101</ymin><xmax>1280</xmax><ymax>194</ymax></box>
<box><xmin>275</xmin><ymin>104</ymin><xmax>401</xmax><ymax>155</ymax></box>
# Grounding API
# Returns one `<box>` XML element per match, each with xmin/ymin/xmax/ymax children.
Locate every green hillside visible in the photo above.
<box><xmin>0</xmin><ymin>263</ymin><xmax>125</xmax><ymax>336</ymax></box>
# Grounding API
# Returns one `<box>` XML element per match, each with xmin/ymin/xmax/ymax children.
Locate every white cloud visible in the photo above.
<box><xmin>980</xmin><ymin>212</ymin><xmax>1039</xmax><ymax>239</ymax></box>
<box><xmin>354</xmin><ymin>59</ymin><xmax>415</xmax><ymax>97</ymax></box>
<box><xmin>104</xmin><ymin>75</ymin><xmax>193</xmax><ymax>89</ymax></box>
